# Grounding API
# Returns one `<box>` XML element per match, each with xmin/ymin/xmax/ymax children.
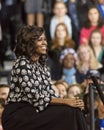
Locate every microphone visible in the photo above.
<box><xmin>90</xmin><ymin>76</ymin><xmax>104</xmax><ymax>104</ymax></box>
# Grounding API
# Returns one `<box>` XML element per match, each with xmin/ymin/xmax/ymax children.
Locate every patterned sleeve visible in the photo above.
<box><xmin>12</xmin><ymin>57</ymin><xmax>52</xmax><ymax>112</ymax></box>
<box><xmin>44</xmin><ymin>66</ymin><xmax>60</xmax><ymax>98</ymax></box>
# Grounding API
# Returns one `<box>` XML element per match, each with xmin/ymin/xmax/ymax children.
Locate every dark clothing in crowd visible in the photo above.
<box><xmin>1</xmin><ymin>0</ymin><xmax>22</xmax><ymax>54</ymax></box>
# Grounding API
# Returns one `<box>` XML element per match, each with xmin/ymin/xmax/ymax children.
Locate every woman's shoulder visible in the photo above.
<box><xmin>50</xmin><ymin>16</ymin><xmax>57</xmax><ymax>22</ymax></box>
<box><xmin>80</xmin><ymin>27</ymin><xmax>90</xmax><ymax>32</ymax></box>
<box><xmin>80</xmin><ymin>26</ymin><xmax>95</xmax><ymax>37</ymax></box>
<box><xmin>15</xmin><ymin>56</ymin><xmax>29</xmax><ymax>64</ymax></box>
<box><xmin>80</xmin><ymin>28</ymin><xmax>88</xmax><ymax>36</ymax></box>
<box><xmin>100</xmin><ymin>25</ymin><xmax>104</xmax><ymax>31</ymax></box>
<box><xmin>64</xmin><ymin>15</ymin><xmax>71</xmax><ymax>21</ymax></box>
<box><xmin>13</xmin><ymin>56</ymin><xmax>30</xmax><ymax>69</ymax></box>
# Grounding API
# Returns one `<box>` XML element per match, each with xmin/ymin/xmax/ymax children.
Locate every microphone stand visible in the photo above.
<box><xmin>89</xmin><ymin>83</ymin><xmax>96</xmax><ymax>130</ymax></box>
<box><xmin>89</xmin><ymin>77</ymin><xmax>104</xmax><ymax>130</ymax></box>
<box><xmin>91</xmin><ymin>76</ymin><xmax>104</xmax><ymax>104</ymax></box>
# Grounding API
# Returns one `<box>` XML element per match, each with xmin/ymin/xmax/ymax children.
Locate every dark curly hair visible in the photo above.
<box><xmin>15</xmin><ymin>25</ymin><xmax>47</xmax><ymax>65</ymax></box>
<box><xmin>0</xmin><ymin>98</ymin><xmax>5</xmax><ymax>108</ymax></box>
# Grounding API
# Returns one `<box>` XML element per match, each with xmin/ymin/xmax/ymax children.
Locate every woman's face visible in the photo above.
<box><xmin>63</xmin><ymin>53</ymin><xmax>75</xmax><ymax>69</ymax></box>
<box><xmin>54</xmin><ymin>3</ymin><xmax>67</xmax><ymax>17</ymax></box>
<box><xmin>56</xmin><ymin>25</ymin><xmax>67</xmax><ymax>39</ymax></box>
<box><xmin>79</xmin><ymin>47</ymin><xmax>90</xmax><ymax>62</ymax></box>
<box><xmin>67</xmin><ymin>86</ymin><xmax>81</xmax><ymax>99</ymax></box>
<box><xmin>98</xmin><ymin>0</ymin><xmax>104</xmax><ymax>4</ymax></box>
<box><xmin>90</xmin><ymin>32</ymin><xmax>102</xmax><ymax>46</ymax></box>
<box><xmin>0</xmin><ymin>87</ymin><xmax>9</xmax><ymax>100</ymax></box>
<box><xmin>56</xmin><ymin>84</ymin><xmax>67</xmax><ymax>98</ymax></box>
<box><xmin>88</xmin><ymin>8</ymin><xmax>99</xmax><ymax>24</ymax></box>
<box><xmin>34</xmin><ymin>33</ymin><xmax>47</xmax><ymax>55</ymax></box>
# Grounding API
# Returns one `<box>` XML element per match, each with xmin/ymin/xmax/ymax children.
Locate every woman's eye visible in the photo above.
<box><xmin>44</xmin><ymin>38</ymin><xmax>47</xmax><ymax>41</ymax></box>
<box><xmin>37</xmin><ymin>38</ymin><xmax>46</xmax><ymax>41</ymax></box>
<box><xmin>38</xmin><ymin>39</ymin><xmax>42</xmax><ymax>41</ymax></box>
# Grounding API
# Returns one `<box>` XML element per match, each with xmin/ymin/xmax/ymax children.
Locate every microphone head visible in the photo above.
<box><xmin>86</xmin><ymin>70</ymin><xmax>101</xmax><ymax>79</ymax></box>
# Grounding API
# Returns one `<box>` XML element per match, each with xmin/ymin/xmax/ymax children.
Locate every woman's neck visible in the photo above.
<box><xmin>93</xmin><ymin>44</ymin><xmax>102</xmax><ymax>49</ymax></box>
<box><xmin>31</xmin><ymin>55</ymin><xmax>39</xmax><ymax>62</ymax></box>
<box><xmin>91</xmin><ymin>22</ymin><xmax>98</xmax><ymax>26</ymax></box>
<box><xmin>56</xmin><ymin>16</ymin><xmax>64</xmax><ymax>22</ymax></box>
<box><xmin>82</xmin><ymin>61</ymin><xmax>90</xmax><ymax>67</ymax></box>
<box><xmin>58</xmin><ymin>39</ymin><xmax>65</xmax><ymax>46</ymax></box>
<box><xmin>80</xmin><ymin>62</ymin><xmax>90</xmax><ymax>73</ymax></box>
<box><xmin>93</xmin><ymin>45</ymin><xmax>102</xmax><ymax>57</ymax></box>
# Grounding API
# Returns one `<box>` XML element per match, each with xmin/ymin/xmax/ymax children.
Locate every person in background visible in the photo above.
<box><xmin>97</xmin><ymin>0</ymin><xmax>104</xmax><ymax>20</ymax></box>
<box><xmin>89</xmin><ymin>29</ymin><xmax>104</xmax><ymax>62</ymax></box>
<box><xmin>60</xmin><ymin>80</ymin><xmax>69</xmax><ymax>89</ymax></box>
<box><xmin>77</xmin><ymin>0</ymin><xmax>97</xmax><ymax>27</ymax></box>
<box><xmin>81</xmin><ymin>69</ymin><xmax>104</xmax><ymax>130</ymax></box>
<box><xmin>54</xmin><ymin>80</ymin><xmax>67</xmax><ymax>98</ymax></box>
<box><xmin>88</xmin><ymin>29</ymin><xmax>104</xmax><ymax>76</ymax></box>
<box><xmin>24</xmin><ymin>0</ymin><xmax>44</xmax><ymax>27</ymax></box>
<box><xmin>96</xmin><ymin>95</ymin><xmax>104</xmax><ymax>130</ymax></box>
<box><xmin>81</xmin><ymin>69</ymin><xmax>103</xmax><ymax>130</ymax></box>
<box><xmin>67</xmin><ymin>84</ymin><xmax>83</xmax><ymax>99</ymax></box>
<box><xmin>0</xmin><ymin>84</ymin><xmax>9</xmax><ymax>100</ymax></box>
<box><xmin>81</xmin><ymin>69</ymin><xmax>102</xmax><ymax>94</ymax></box>
<box><xmin>49</xmin><ymin>23</ymin><xmax>75</xmax><ymax>80</ymax></box>
<box><xmin>60</xmin><ymin>48</ymin><xmax>77</xmax><ymax>85</ymax></box>
<box><xmin>1</xmin><ymin>25</ymin><xmax>88</xmax><ymax>130</ymax></box>
<box><xmin>67</xmin><ymin>0</ymin><xmax>80</xmax><ymax>48</ymax></box>
<box><xmin>50</xmin><ymin>1</ymin><xmax>72</xmax><ymax>39</ymax></box>
<box><xmin>67</xmin><ymin>0</ymin><xmax>79</xmax><ymax>32</ymax></box>
<box><xmin>76</xmin><ymin>44</ymin><xmax>102</xmax><ymax>83</ymax></box>
<box><xmin>80</xmin><ymin>5</ymin><xmax>104</xmax><ymax>44</ymax></box>
<box><xmin>1</xmin><ymin>0</ymin><xmax>23</xmax><ymax>57</ymax></box>
<box><xmin>0</xmin><ymin>98</ymin><xmax>5</xmax><ymax>130</ymax></box>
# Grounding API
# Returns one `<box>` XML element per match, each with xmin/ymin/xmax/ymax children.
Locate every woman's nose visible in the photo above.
<box><xmin>42</xmin><ymin>39</ymin><xmax>47</xmax><ymax>45</ymax></box>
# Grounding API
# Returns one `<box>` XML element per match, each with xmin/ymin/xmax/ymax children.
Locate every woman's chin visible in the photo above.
<box><xmin>41</xmin><ymin>50</ymin><xmax>47</xmax><ymax>54</ymax></box>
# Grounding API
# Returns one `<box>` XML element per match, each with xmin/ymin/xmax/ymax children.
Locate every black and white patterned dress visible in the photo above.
<box><xmin>2</xmin><ymin>56</ymin><xmax>88</xmax><ymax>130</ymax></box>
<box><xmin>7</xmin><ymin>56</ymin><xmax>57</xmax><ymax>112</ymax></box>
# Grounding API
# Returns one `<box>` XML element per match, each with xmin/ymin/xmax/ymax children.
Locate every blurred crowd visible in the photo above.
<box><xmin>0</xmin><ymin>0</ymin><xmax>104</xmax><ymax>130</ymax></box>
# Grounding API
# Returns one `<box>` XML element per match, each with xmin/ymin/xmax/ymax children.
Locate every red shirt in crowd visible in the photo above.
<box><xmin>80</xmin><ymin>25</ymin><xmax>104</xmax><ymax>44</ymax></box>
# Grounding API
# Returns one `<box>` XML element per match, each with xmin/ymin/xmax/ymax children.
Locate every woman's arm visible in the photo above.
<box><xmin>51</xmin><ymin>98</ymin><xmax>84</xmax><ymax>110</ymax></box>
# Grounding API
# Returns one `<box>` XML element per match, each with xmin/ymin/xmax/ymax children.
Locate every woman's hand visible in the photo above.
<box><xmin>76</xmin><ymin>98</ymin><xmax>84</xmax><ymax>110</ymax></box>
<box><xmin>64</xmin><ymin>97</ymin><xmax>84</xmax><ymax>110</ymax></box>
<box><xmin>51</xmin><ymin>98</ymin><xmax>84</xmax><ymax>110</ymax></box>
